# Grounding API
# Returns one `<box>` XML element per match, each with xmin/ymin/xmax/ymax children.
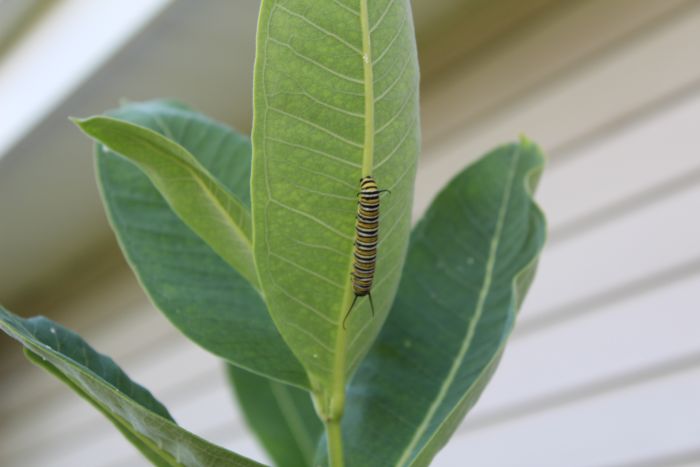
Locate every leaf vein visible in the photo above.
<box><xmin>376</xmin><ymin>83</ymin><xmax>418</xmax><ymax>134</ymax></box>
<box><xmin>268</xmin><ymin>37</ymin><xmax>364</xmax><ymax>85</ymax></box>
<box><xmin>269</xmin><ymin>197</ymin><xmax>354</xmax><ymax>241</ymax></box>
<box><xmin>375</xmin><ymin>114</ymin><xmax>418</xmax><ymax>170</ymax></box>
<box><xmin>268</xmin><ymin>106</ymin><xmax>364</xmax><ymax>149</ymax></box>
<box><xmin>277</xmin><ymin>5</ymin><xmax>362</xmax><ymax>55</ymax></box>
<box><xmin>292</xmin><ymin>239</ymin><xmax>349</xmax><ymax>258</ymax></box>
<box><xmin>375</xmin><ymin>54</ymin><xmax>413</xmax><ymax>102</ymax></box>
<box><xmin>279</xmin><ymin>318</ymin><xmax>336</xmax><ymax>352</ymax></box>
<box><xmin>373</xmin><ymin>10</ymin><xmax>407</xmax><ymax>65</ymax></box>
<box><xmin>386</xmin><ymin>159</ymin><xmax>417</xmax><ymax>192</ymax></box>
<box><xmin>269</xmin><ymin>87</ymin><xmax>364</xmax><ymax>119</ymax></box>
<box><xmin>270</xmin><ymin>252</ymin><xmax>345</xmax><ymax>290</ymax></box>
<box><xmin>267</xmin><ymin>254</ymin><xmax>336</xmax><ymax>325</ymax></box>
<box><xmin>333</xmin><ymin>0</ymin><xmax>359</xmax><ymax>16</ymax></box>
<box><xmin>284</xmin><ymin>163</ymin><xmax>358</xmax><ymax>190</ymax></box>
<box><xmin>266</xmin><ymin>136</ymin><xmax>361</xmax><ymax>168</ymax></box>
<box><xmin>370</xmin><ymin>0</ymin><xmax>398</xmax><ymax>33</ymax></box>
<box><xmin>287</xmin><ymin>180</ymin><xmax>357</xmax><ymax>201</ymax></box>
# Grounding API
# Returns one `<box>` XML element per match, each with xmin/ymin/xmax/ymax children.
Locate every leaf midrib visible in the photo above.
<box><xmin>326</xmin><ymin>0</ymin><xmax>377</xmax><ymax>416</ymax></box>
<box><xmin>124</xmin><ymin>121</ymin><xmax>253</xmax><ymax>248</ymax></box>
<box><xmin>152</xmin><ymin>150</ymin><xmax>252</xmax><ymax>243</ymax></box>
<box><xmin>395</xmin><ymin>147</ymin><xmax>521</xmax><ymax>466</ymax></box>
<box><xmin>80</xmin><ymin>116</ymin><xmax>257</xmax><ymax>286</ymax></box>
<box><xmin>125</xmin><ymin>135</ymin><xmax>258</xmax><ymax>288</ymax></box>
<box><xmin>360</xmin><ymin>0</ymin><xmax>375</xmax><ymax>177</ymax></box>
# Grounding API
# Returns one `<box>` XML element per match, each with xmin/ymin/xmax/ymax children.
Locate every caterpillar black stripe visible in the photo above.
<box><xmin>343</xmin><ymin>176</ymin><xmax>389</xmax><ymax>329</ymax></box>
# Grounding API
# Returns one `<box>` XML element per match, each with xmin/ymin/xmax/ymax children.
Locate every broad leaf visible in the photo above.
<box><xmin>337</xmin><ymin>140</ymin><xmax>547</xmax><ymax>466</ymax></box>
<box><xmin>91</xmin><ymin>100</ymin><xmax>308</xmax><ymax>388</ymax></box>
<box><xmin>228</xmin><ymin>365</ymin><xmax>322</xmax><ymax>467</ymax></box>
<box><xmin>74</xmin><ymin>115</ymin><xmax>257</xmax><ymax>288</ymax></box>
<box><xmin>251</xmin><ymin>0</ymin><xmax>420</xmax><ymax>402</ymax></box>
<box><xmin>0</xmin><ymin>306</ymin><xmax>264</xmax><ymax>467</ymax></box>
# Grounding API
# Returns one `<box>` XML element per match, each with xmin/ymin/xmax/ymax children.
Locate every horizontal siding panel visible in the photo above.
<box><xmin>470</xmin><ymin>272</ymin><xmax>700</xmax><ymax>416</ymax></box>
<box><xmin>539</xmin><ymin>89</ymin><xmax>700</xmax><ymax>233</ymax></box>
<box><xmin>1</xmin><ymin>380</ymin><xmax>112</xmax><ymax>458</ymax></box>
<box><xmin>525</xmin><ymin>182</ymin><xmax>700</xmax><ymax>316</ymax></box>
<box><xmin>165</xmin><ymin>382</ymin><xmax>242</xmax><ymax>439</ymax></box>
<box><xmin>419</xmin><ymin>0</ymin><xmax>691</xmax><ymax>145</ymax></box>
<box><xmin>415</xmin><ymin>0</ymin><xmax>700</xmax><ymax>220</ymax></box>
<box><xmin>15</xmin><ymin>432</ymin><xmax>150</xmax><ymax>467</ymax></box>
<box><xmin>434</xmin><ymin>366</ymin><xmax>700</xmax><ymax>467</ymax></box>
<box><xmin>2</xmin><ymin>401</ymin><xmax>127</xmax><ymax>467</ymax></box>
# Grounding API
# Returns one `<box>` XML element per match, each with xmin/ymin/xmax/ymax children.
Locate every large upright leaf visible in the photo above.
<box><xmin>337</xmin><ymin>141</ymin><xmax>547</xmax><ymax>466</ymax></box>
<box><xmin>252</xmin><ymin>0</ymin><xmax>420</xmax><ymax>402</ymax></box>
<box><xmin>93</xmin><ymin>100</ymin><xmax>308</xmax><ymax>388</ymax></box>
<box><xmin>0</xmin><ymin>306</ymin><xmax>264</xmax><ymax>467</ymax></box>
<box><xmin>228</xmin><ymin>365</ymin><xmax>323</xmax><ymax>467</ymax></box>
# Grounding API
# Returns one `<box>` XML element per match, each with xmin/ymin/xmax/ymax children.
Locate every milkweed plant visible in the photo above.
<box><xmin>0</xmin><ymin>1</ymin><xmax>546</xmax><ymax>466</ymax></box>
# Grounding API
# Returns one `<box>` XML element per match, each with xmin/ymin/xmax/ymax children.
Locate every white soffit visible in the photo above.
<box><xmin>0</xmin><ymin>0</ymin><xmax>171</xmax><ymax>160</ymax></box>
<box><xmin>0</xmin><ymin>0</ymin><xmax>257</xmax><ymax>304</ymax></box>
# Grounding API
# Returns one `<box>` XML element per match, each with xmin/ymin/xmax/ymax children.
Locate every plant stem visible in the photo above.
<box><xmin>325</xmin><ymin>418</ymin><xmax>345</xmax><ymax>467</ymax></box>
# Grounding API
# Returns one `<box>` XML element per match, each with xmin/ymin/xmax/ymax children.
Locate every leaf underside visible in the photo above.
<box><xmin>252</xmin><ymin>0</ymin><xmax>420</xmax><ymax>395</ymax></box>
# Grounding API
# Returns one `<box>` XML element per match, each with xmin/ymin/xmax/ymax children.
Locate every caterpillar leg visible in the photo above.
<box><xmin>342</xmin><ymin>294</ymin><xmax>376</xmax><ymax>329</ymax></box>
<box><xmin>343</xmin><ymin>295</ymin><xmax>360</xmax><ymax>329</ymax></box>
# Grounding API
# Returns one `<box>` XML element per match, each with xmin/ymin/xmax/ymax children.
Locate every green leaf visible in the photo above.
<box><xmin>73</xmin><ymin>115</ymin><xmax>258</xmax><ymax>288</ymax></box>
<box><xmin>228</xmin><ymin>365</ymin><xmax>323</xmax><ymax>467</ymax></box>
<box><xmin>337</xmin><ymin>140</ymin><xmax>547</xmax><ymax>466</ymax></box>
<box><xmin>0</xmin><ymin>306</ymin><xmax>265</xmax><ymax>467</ymax></box>
<box><xmin>251</xmin><ymin>0</ymin><xmax>420</xmax><ymax>403</ymax></box>
<box><xmin>90</xmin><ymin>100</ymin><xmax>308</xmax><ymax>388</ymax></box>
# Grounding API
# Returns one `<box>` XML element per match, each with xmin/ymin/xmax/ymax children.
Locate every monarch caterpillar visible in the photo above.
<box><xmin>343</xmin><ymin>176</ymin><xmax>389</xmax><ymax>329</ymax></box>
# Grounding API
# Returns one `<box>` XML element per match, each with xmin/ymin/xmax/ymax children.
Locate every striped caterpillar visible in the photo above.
<box><xmin>343</xmin><ymin>176</ymin><xmax>389</xmax><ymax>328</ymax></box>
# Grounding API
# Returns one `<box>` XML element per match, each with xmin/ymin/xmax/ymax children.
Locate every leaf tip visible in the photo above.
<box><xmin>69</xmin><ymin>116</ymin><xmax>97</xmax><ymax>133</ymax></box>
<box><xmin>518</xmin><ymin>133</ymin><xmax>532</xmax><ymax>147</ymax></box>
<box><xmin>517</xmin><ymin>134</ymin><xmax>547</xmax><ymax>168</ymax></box>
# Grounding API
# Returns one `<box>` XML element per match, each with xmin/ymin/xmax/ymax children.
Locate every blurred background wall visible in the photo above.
<box><xmin>1</xmin><ymin>0</ymin><xmax>699</xmax><ymax>465</ymax></box>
